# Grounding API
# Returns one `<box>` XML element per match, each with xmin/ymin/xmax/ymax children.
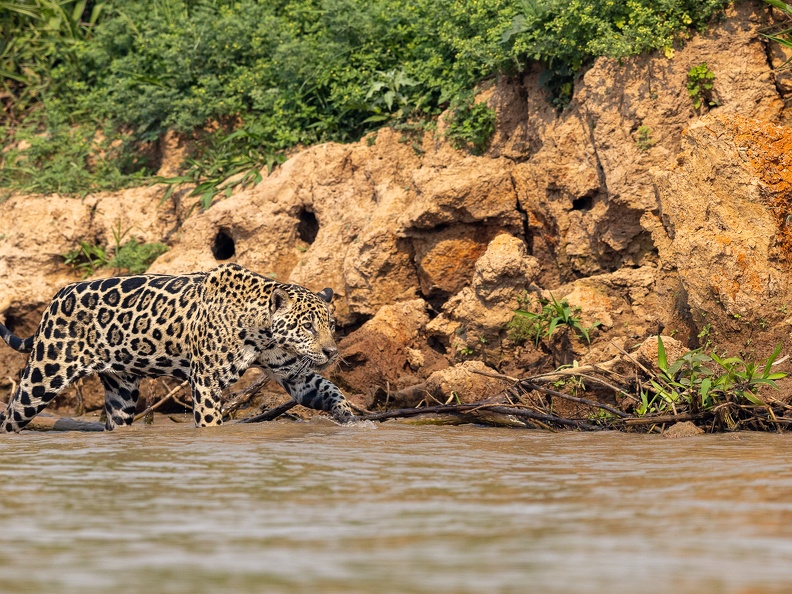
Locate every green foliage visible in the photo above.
<box><xmin>502</xmin><ymin>0</ymin><xmax>729</xmax><ymax>105</ymax></box>
<box><xmin>445</xmin><ymin>100</ymin><xmax>497</xmax><ymax>155</ymax></box>
<box><xmin>3</xmin><ymin>0</ymin><xmax>732</xmax><ymax>200</ymax></box>
<box><xmin>63</xmin><ymin>241</ymin><xmax>109</xmax><ymax>278</ymax></box>
<box><xmin>0</xmin><ymin>113</ymin><xmax>150</xmax><ymax>195</ymax></box>
<box><xmin>509</xmin><ymin>292</ymin><xmax>601</xmax><ymax>346</ymax></box>
<box><xmin>637</xmin><ymin>337</ymin><xmax>787</xmax><ymax>415</ymax></box>
<box><xmin>108</xmin><ymin>239</ymin><xmax>169</xmax><ymax>274</ymax></box>
<box><xmin>0</xmin><ymin>0</ymin><xmax>106</xmax><ymax>117</ymax></box>
<box><xmin>687</xmin><ymin>62</ymin><xmax>716</xmax><ymax>109</ymax></box>
<box><xmin>636</xmin><ymin>125</ymin><xmax>654</xmax><ymax>151</ymax></box>
<box><xmin>63</xmin><ymin>238</ymin><xmax>168</xmax><ymax>277</ymax></box>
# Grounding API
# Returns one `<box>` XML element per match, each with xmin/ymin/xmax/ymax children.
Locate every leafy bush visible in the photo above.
<box><xmin>63</xmin><ymin>238</ymin><xmax>168</xmax><ymax>277</ymax></box>
<box><xmin>109</xmin><ymin>239</ymin><xmax>169</xmax><ymax>274</ymax></box>
<box><xmin>0</xmin><ymin>113</ymin><xmax>150</xmax><ymax>196</ymax></box>
<box><xmin>3</xmin><ymin>0</ymin><xmax>732</xmax><ymax>200</ymax></box>
<box><xmin>636</xmin><ymin>337</ymin><xmax>787</xmax><ymax>416</ymax></box>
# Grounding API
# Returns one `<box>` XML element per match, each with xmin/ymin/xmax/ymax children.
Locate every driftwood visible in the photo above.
<box><xmin>134</xmin><ymin>380</ymin><xmax>189</xmax><ymax>422</ymax></box>
<box><xmin>222</xmin><ymin>374</ymin><xmax>272</xmax><ymax>417</ymax></box>
<box><xmin>25</xmin><ymin>415</ymin><xmax>105</xmax><ymax>432</ymax></box>
<box><xmin>235</xmin><ymin>400</ymin><xmax>297</xmax><ymax>423</ymax></box>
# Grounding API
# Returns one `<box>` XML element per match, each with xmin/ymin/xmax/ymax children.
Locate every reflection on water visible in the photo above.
<box><xmin>0</xmin><ymin>421</ymin><xmax>790</xmax><ymax>593</ymax></box>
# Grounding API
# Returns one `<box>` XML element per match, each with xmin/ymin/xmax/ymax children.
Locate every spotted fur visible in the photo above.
<box><xmin>0</xmin><ymin>263</ymin><xmax>355</xmax><ymax>432</ymax></box>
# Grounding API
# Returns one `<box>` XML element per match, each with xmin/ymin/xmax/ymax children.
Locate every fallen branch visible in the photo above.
<box><xmin>616</xmin><ymin>412</ymin><xmax>707</xmax><ymax>426</ymax></box>
<box><xmin>222</xmin><ymin>373</ymin><xmax>272</xmax><ymax>417</ymax></box>
<box><xmin>25</xmin><ymin>415</ymin><xmax>105</xmax><ymax>432</ymax></box>
<box><xmin>518</xmin><ymin>381</ymin><xmax>629</xmax><ymax>418</ymax></box>
<box><xmin>358</xmin><ymin>401</ymin><xmax>601</xmax><ymax>430</ymax></box>
<box><xmin>134</xmin><ymin>381</ymin><xmax>189</xmax><ymax>422</ymax></box>
<box><xmin>235</xmin><ymin>400</ymin><xmax>297</xmax><ymax>424</ymax></box>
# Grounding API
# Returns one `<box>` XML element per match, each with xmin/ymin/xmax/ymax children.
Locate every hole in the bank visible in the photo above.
<box><xmin>212</xmin><ymin>229</ymin><xmax>236</xmax><ymax>260</ymax></box>
<box><xmin>427</xmin><ymin>336</ymin><xmax>448</xmax><ymax>355</ymax></box>
<box><xmin>3</xmin><ymin>311</ymin><xmax>27</xmax><ymax>335</ymax></box>
<box><xmin>335</xmin><ymin>313</ymin><xmax>373</xmax><ymax>338</ymax></box>
<box><xmin>571</xmin><ymin>195</ymin><xmax>593</xmax><ymax>211</ymax></box>
<box><xmin>297</xmin><ymin>209</ymin><xmax>319</xmax><ymax>244</ymax></box>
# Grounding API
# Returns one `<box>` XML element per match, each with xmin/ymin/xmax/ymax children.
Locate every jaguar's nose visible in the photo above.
<box><xmin>322</xmin><ymin>346</ymin><xmax>338</xmax><ymax>362</ymax></box>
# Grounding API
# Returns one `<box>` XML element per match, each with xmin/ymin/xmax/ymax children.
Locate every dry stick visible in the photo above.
<box><xmin>617</xmin><ymin>412</ymin><xmax>706</xmax><ymax>426</ymax></box>
<box><xmin>359</xmin><ymin>402</ymin><xmax>600</xmax><ymax>430</ymax></box>
<box><xmin>236</xmin><ymin>401</ymin><xmax>297</xmax><ymax>423</ymax></box>
<box><xmin>470</xmin><ymin>369</ymin><xmax>520</xmax><ymax>382</ymax></box>
<box><xmin>528</xmin><ymin>356</ymin><xmax>624</xmax><ymax>379</ymax></box>
<box><xmin>469</xmin><ymin>367</ymin><xmax>628</xmax><ymax>419</ymax></box>
<box><xmin>531</xmin><ymin>372</ymin><xmax>630</xmax><ymax>399</ymax></box>
<box><xmin>160</xmin><ymin>378</ymin><xmax>192</xmax><ymax>409</ymax></box>
<box><xmin>519</xmin><ymin>381</ymin><xmax>629</xmax><ymax>418</ymax></box>
<box><xmin>133</xmin><ymin>380</ymin><xmax>189</xmax><ymax>422</ymax></box>
<box><xmin>477</xmin><ymin>364</ymin><xmax>634</xmax><ymax>404</ymax></box>
<box><xmin>222</xmin><ymin>374</ymin><xmax>272</xmax><ymax>416</ymax></box>
<box><xmin>486</xmin><ymin>406</ymin><xmax>601</xmax><ymax>430</ymax></box>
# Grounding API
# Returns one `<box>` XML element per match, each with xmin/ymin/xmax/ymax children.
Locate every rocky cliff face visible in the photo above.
<box><xmin>1</xmin><ymin>1</ymin><xmax>790</xmax><ymax>412</ymax></box>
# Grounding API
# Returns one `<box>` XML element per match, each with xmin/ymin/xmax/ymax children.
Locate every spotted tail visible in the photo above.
<box><xmin>0</xmin><ymin>322</ymin><xmax>33</xmax><ymax>353</ymax></box>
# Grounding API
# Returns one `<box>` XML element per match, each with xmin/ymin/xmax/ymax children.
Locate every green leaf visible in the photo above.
<box><xmin>764</xmin><ymin>343</ymin><xmax>783</xmax><ymax>377</ymax></box>
<box><xmin>657</xmin><ymin>335</ymin><xmax>668</xmax><ymax>371</ymax></box>
<box><xmin>546</xmin><ymin>317</ymin><xmax>560</xmax><ymax>338</ymax></box>
<box><xmin>743</xmin><ymin>392</ymin><xmax>765</xmax><ymax>406</ymax></box>
<box><xmin>700</xmin><ymin>377</ymin><xmax>711</xmax><ymax>402</ymax></box>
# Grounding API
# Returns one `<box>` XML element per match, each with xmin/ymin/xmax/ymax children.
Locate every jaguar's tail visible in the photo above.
<box><xmin>0</xmin><ymin>322</ymin><xmax>33</xmax><ymax>354</ymax></box>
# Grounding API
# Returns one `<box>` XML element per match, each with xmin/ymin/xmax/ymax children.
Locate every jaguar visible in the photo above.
<box><xmin>0</xmin><ymin>263</ymin><xmax>356</xmax><ymax>432</ymax></box>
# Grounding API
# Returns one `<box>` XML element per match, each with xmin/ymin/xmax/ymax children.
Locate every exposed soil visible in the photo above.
<box><xmin>3</xmin><ymin>1</ymin><xmax>792</xmax><ymax>429</ymax></box>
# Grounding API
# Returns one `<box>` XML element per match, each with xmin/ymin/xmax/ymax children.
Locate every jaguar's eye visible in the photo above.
<box><xmin>303</xmin><ymin>321</ymin><xmax>316</xmax><ymax>335</ymax></box>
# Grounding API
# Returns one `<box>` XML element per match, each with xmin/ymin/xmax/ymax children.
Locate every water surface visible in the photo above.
<box><xmin>0</xmin><ymin>421</ymin><xmax>790</xmax><ymax>593</ymax></box>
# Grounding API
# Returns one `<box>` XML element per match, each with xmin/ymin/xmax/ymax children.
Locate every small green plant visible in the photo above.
<box><xmin>63</xmin><ymin>242</ymin><xmax>109</xmax><ymax>278</ymax></box>
<box><xmin>108</xmin><ymin>240</ymin><xmax>169</xmax><ymax>274</ymax></box>
<box><xmin>445</xmin><ymin>101</ymin><xmax>497</xmax><ymax>155</ymax></box>
<box><xmin>63</xmin><ymin>239</ymin><xmax>168</xmax><ymax>277</ymax></box>
<box><xmin>637</xmin><ymin>336</ymin><xmax>788</xmax><ymax>416</ymax></box>
<box><xmin>697</xmin><ymin>323</ymin><xmax>713</xmax><ymax>349</ymax></box>
<box><xmin>636</xmin><ymin>125</ymin><xmax>654</xmax><ymax>151</ymax></box>
<box><xmin>687</xmin><ymin>63</ymin><xmax>716</xmax><ymax>109</ymax></box>
<box><xmin>508</xmin><ymin>293</ymin><xmax>601</xmax><ymax>346</ymax></box>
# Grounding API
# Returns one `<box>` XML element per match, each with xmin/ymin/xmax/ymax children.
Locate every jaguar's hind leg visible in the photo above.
<box><xmin>0</xmin><ymin>360</ymin><xmax>76</xmax><ymax>432</ymax></box>
<box><xmin>99</xmin><ymin>373</ymin><xmax>141</xmax><ymax>430</ymax></box>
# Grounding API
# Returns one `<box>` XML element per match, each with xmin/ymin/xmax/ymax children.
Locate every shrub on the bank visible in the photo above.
<box><xmin>2</xmin><ymin>0</ymin><xmax>731</xmax><ymax>199</ymax></box>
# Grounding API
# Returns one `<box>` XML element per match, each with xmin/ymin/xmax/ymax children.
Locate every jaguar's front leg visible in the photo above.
<box><xmin>278</xmin><ymin>372</ymin><xmax>356</xmax><ymax>423</ymax></box>
<box><xmin>188</xmin><ymin>375</ymin><xmax>224</xmax><ymax>427</ymax></box>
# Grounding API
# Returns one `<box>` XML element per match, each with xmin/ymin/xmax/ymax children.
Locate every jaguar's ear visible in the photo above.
<box><xmin>317</xmin><ymin>288</ymin><xmax>333</xmax><ymax>303</ymax></box>
<box><xmin>270</xmin><ymin>288</ymin><xmax>292</xmax><ymax>316</ymax></box>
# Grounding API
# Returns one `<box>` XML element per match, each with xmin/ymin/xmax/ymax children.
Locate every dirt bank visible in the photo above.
<box><xmin>2</xmin><ymin>1</ymin><xmax>792</xmax><ymax>423</ymax></box>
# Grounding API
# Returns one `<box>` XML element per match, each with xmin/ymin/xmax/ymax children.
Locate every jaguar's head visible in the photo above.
<box><xmin>268</xmin><ymin>284</ymin><xmax>338</xmax><ymax>371</ymax></box>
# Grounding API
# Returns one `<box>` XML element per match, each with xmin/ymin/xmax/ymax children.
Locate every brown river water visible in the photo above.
<box><xmin>0</xmin><ymin>420</ymin><xmax>791</xmax><ymax>593</ymax></box>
